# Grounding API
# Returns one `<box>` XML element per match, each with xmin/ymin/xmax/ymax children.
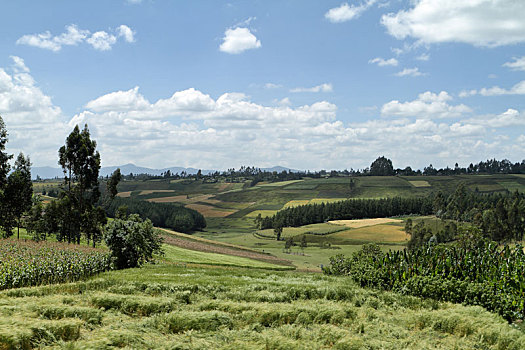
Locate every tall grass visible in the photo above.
<box><xmin>1</xmin><ymin>264</ymin><xmax>523</xmax><ymax>349</ymax></box>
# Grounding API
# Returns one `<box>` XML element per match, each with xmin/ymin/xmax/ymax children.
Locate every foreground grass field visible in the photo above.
<box><xmin>1</xmin><ymin>263</ymin><xmax>524</xmax><ymax>349</ymax></box>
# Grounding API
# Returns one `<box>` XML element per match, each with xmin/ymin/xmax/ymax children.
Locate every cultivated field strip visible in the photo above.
<box><xmin>1</xmin><ymin>265</ymin><xmax>523</xmax><ymax>349</ymax></box>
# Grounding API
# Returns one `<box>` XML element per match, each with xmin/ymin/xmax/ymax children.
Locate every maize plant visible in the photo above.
<box><xmin>0</xmin><ymin>239</ymin><xmax>110</xmax><ymax>290</ymax></box>
<box><xmin>324</xmin><ymin>241</ymin><xmax>525</xmax><ymax>321</ymax></box>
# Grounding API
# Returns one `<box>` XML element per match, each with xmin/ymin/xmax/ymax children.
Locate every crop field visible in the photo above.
<box><xmin>0</xmin><ymin>239</ymin><xmax>109</xmax><ymax>290</ymax></box>
<box><xmin>498</xmin><ymin>181</ymin><xmax>525</xmax><ymax>193</ymax></box>
<box><xmin>186</xmin><ymin>203</ymin><xmax>237</xmax><ymax>218</ymax></box>
<box><xmin>244</xmin><ymin>209</ymin><xmax>278</xmax><ymax>218</ymax></box>
<box><xmin>331</xmin><ymin>225</ymin><xmax>408</xmax><ymax>244</ymax></box>
<box><xmin>255</xmin><ymin>180</ymin><xmax>304</xmax><ymax>187</ymax></box>
<box><xmin>329</xmin><ymin>218</ymin><xmax>403</xmax><ymax>228</ymax></box>
<box><xmin>1</xmin><ymin>264</ymin><xmax>523</xmax><ymax>349</ymax></box>
<box><xmin>256</xmin><ymin>223</ymin><xmax>348</xmax><ymax>239</ymax></box>
<box><xmin>408</xmin><ymin>180</ymin><xmax>431</xmax><ymax>187</ymax></box>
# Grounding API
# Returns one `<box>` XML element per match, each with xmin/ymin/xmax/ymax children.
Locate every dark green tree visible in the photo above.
<box><xmin>5</xmin><ymin>153</ymin><xmax>33</xmax><ymax>238</ymax></box>
<box><xmin>58</xmin><ymin>124</ymin><xmax>104</xmax><ymax>244</ymax></box>
<box><xmin>274</xmin><ymin>225</ymin><xmax>283</xmax><ymax>241</ymax></box>
<box><xmin>369</xmin><ymin>156</ymin><xmax>395</xmax><ymax>176</ymax></box>
<box><xmin>104</xmin><ymin>214</ymin><xmax>163</xmax><ymax>269</ymax></box>
<box><xmin>0</xmin><ymin>116</ymin><xmax>14</xmax><ymax>237</ymax></box>
<box><xmin>106</xmin><ymin>168</ymin><xmax>122</xmax><ymax>199</ymax></box>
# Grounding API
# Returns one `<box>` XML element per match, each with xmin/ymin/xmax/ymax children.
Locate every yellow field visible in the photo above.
<box><xmin>185</xmin><ymin>203</ymin><xmax>236</xmax><ymax>217</ymax></box>
<box><xmin>329</xmin><ymin>218</ymin><xmax>403</xmax><ymax>228</ymax></box>
<box><xmin>283</xmin><ymin>200</ymin><xmax>310</xmax><ymax>208</ymax></box>
<box><xmin>139</xmin><ymin>189</ymin><xmax>175</xmax><ymax>195</ymax></box>
<box><xmin>116</xmin><ymin>191</ymin><xmax>132</xmax><ymax>198</ymax></box>
<box><xmin>256</xmin><ymin>180</ymin><xmax>304</xmax><ymax>187</ymax></box>
<box><xmin>332</xmin><ymin>224</ymin><xmax>408</xmax><ymax>243</ymax></box>
<box><xmin>408</xmin><ymin>180</ymin><xmax>431</xmax><ymax>187</ymax></box>
<box><xmin>245</xmin><ymin>210</ymin><xmax>278</xmax><ymax>218</ymax></box>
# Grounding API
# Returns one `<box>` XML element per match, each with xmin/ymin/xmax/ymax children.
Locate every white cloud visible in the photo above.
<box><xmin>86</xmin><ymin>31</ymin><xmax>117</xmax><ymax>51</ymax></box>
<box><xmin>117</xmin><ymin>25</ymin><xmax>135</xmax><ymax>43</ymax></box>
<box><xmin>325</xmin><ymin>1</ymin><xmax>377</xmax><ymax>23</ymax></box>
<box><xmin>466</xmin><ymin>108</ymin><xmax>525</xmax><ymax>128</ymax></box>
<box><xmin>369</xmin><ymin>57</ymin><xmax>398</xmax><ymax>66</ymax></box>
<box><xmin>416</xmin><ymin>53</ymin><xmax>430</xmax><ymax>61</ymax></box>
<box><xmin>0</xmin><ymin>57</ymin><xmax>68</xmax><ymax>166</ymax></box>
<box><xmin>264</xmin><ymin>83</ymin><xmax>282</xmax><ymax>89</ymax></box>
<box><xmin>394</xmin><ymin>67</ymin><xmax>424</xmax><ymax>77</ymax></box>
<box><xmin>219</xmin><ymin>27</ymin><xmax>261</xmax><ymax>54</ymax></box>
<box><xmin>381</xmin><ymin>91</ymin><xmax>472</xmax><ymax>119</ymax></box>
<box><xmin>503</xmin><ymin>56</ymin><xmax>525</xmax><ymax>71</ymax></box>
<box><xmin>276</xmin><ymin>97</ymin><xmax>291</xmax><ymax>106</ymax></box>
<box><xmin>1</xmin><ymin>58</ymin><xmax>523</xmax><ymax>171</ymax></box>
<box><xmin>459</xmin><ymin>89</ymin><xmax>477</xmax><ymax>98</ymax></box>
<box><xmin>290</xmin><ymin>83</ymin><xmax>333</xmax><ymax>93</ymax></box>
<box><xmin>463</xmin><ymin>80</ymin><xmax>525</xmax><ymax>96</ymax></box>
<box><xmin>17</xmin><ymin>24</ymin><xmax>134</xmax><ymax>52</ymax></box>
<box><xmin>16</xmin><ymin>24</ymin><xmax>88</xmax><ymax>52</ymax></box>
<box><xmin>382</xmin><ymin>0</ymin><xmax>525</xmax><ymax>47</ymax></box>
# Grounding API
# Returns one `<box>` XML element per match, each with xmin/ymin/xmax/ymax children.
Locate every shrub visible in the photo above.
<box><xmin>104</xmin><ymin>214</ymin><xmax>163</xmax><ymax>269</ymax></box>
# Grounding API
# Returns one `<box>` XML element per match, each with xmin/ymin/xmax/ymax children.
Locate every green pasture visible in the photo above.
<box><xmin>161</xmin><ymin>244</ymin><xmax>293</xmax><ymax>270</ymax></box>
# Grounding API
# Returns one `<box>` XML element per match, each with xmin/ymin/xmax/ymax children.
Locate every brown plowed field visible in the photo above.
<box><xmin>161</xmin><ymin>233</ymin><xmax>293</xmax><ymax>267</ymax></box>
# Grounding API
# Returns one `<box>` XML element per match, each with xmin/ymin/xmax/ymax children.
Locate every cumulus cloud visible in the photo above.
<box><xmin>465</xmin><ymin>109</ymin><xmax>525</xmax><ymax>128</ymax></box>
<box><xmin>0</xmin><ymin>57</ymin><xmax>68</xmax><ymax>165</ymax></box>
<box><xmin>369</xmin><ymin>57</ymin><xmax>398</xmax><ymax>66</ymax></box>
<box><xmin>394</xmin><ymin>67</ymin><xmax>424</xmax><ymax>77</ymax></box>
<box><xmin>382</xmin><ymin>0</ymin><xmax>525</xmax><ymax>47</ymax></box>
<box><xmin>381</xmin><ymin>91</ymin><xmax>472</xmax><ymax>119</ymax></box>
<box><xmin>503</xmin><ymin>56</ymin><xmax>525</xmax><ymax>71</ymax></box>
<box><xmin>117</xmin><ymin>25</ymin><xmax>135</xmax><ymax>43</ymax></box>
<box><xmin>290</xmin><ymin>83</ymin><xmax>333</xmax><ymax>93</ymax></box>
<box><xmin>460</xmin><ymin>81</ymin><xmax>525</xmax><ymax>97</ymax></box>
<box><xmin>219</xmin><ymin>27</ymin><xmax>261</xmax><ymax>54</ymax></box>
<box><xmin>1</xmin><ymin>58</ymin><xmax>523</xmax><ymax>171</ymax></box>
<box><xmin>86</xmin><ymin>31</ymin><xmax>117</xmax><ymax>51</ymax></box>
<box><xmin>17</xmin><ymin>24</ymin><xmax>135</xmax><ymax>51</ymax></box>
<box><xmin>325</xmin><ymin>1</ymin><xmax>377</xmax><ymax>23</ymax></box>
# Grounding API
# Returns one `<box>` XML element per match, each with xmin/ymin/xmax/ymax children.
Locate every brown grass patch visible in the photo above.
<box><xmin>117</xmin><ymin>191</ymin><xmax>132</xmax><ymax>198</ymax></box>
<box><xmin>408</xmin><ymin>180</ymin><xmax>431</xmax><ymax>187</ymax></box>
<box><xmin>139</xmin><ymin>190</ymin><xmax>175</xmax><ymax>195</ymax></box>
<box><xmin>329</xmin><ymin>218</ymin><xmax>402</xmax><ymax>228</ymax></box>
<box><xmin>332</xmin><ymin>224</ymin><xmax>408</xmax><ymax>243</ymax></box>
<box><xmin>186</xmin><ymin>204</ymin><xmax>236</xmax><ymax>217</ymax></box>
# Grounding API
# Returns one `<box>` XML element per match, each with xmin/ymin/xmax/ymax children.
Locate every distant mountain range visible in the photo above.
<box><xmin>31</xmin><ymin>164</ymin><xmax>299</xmax><ymax>180</ymax></box>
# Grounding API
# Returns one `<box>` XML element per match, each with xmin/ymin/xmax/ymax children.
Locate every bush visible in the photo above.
<box><xmin>104</xmin><ymin>214</ymin><xmax>163</xmax><ymax>269</ymax></box>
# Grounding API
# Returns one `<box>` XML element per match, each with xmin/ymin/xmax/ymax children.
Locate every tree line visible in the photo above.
<box><xmin>104</xmin><ymin>197</ymin><xmax>206</xmax><ymax>233</ymax></box>
<box><xmin>260</xmin><ymin>183</ymin><xmax>525</xmax><ymax>243</ymax></box>
<box><xmin>258</xmin><ymin>197</ymin><xmax>433</xmax><ymax>229</ymax></box>
<box><xmin>116</xmin><ymin>156</ymin><xmax>525</xmax><ymax>185</ymax></box>
<box><xmin>0</xmin><ymin>116</ymin><xmax>205</xmax><ymax>249</ymax></box>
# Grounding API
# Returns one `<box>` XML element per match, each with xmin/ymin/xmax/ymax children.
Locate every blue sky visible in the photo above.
<box><xmin>1</xmin><ymin>0</ymin><xmax>524</xmax><ymax>170</ymax></box>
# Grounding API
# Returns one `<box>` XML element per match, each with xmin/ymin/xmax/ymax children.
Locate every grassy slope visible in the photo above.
<box><xmin>1</xmin><ymin>264</ymin><xmax>523</xmax><ymax>349</ymax></box>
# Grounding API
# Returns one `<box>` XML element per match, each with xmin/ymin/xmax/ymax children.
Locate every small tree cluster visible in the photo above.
<box><xmin>104</xmin><ymin>213</ymin><xmax>163</xmax><ymax>269</ymax></box>
<box><xmin>0</xmin><ymin>116</ymin><xmax>33</xmax><ymax>238</ymax></box>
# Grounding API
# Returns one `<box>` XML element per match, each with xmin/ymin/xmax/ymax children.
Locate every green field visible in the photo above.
<box><xmin>109</xmin><ymin>174</ymin><xmax>524</xmax><ymax>271</ymax></box>
<box><xmin>1</xmin><ymin>263</ymin><xmax>523</xmax><ymax>349</ymax></box>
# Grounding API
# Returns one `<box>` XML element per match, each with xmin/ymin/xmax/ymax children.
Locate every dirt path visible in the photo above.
<box><xmin>160</xmin><ymin>230</ymin><xmax>293</xmax><ymax>267</ymax></box>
